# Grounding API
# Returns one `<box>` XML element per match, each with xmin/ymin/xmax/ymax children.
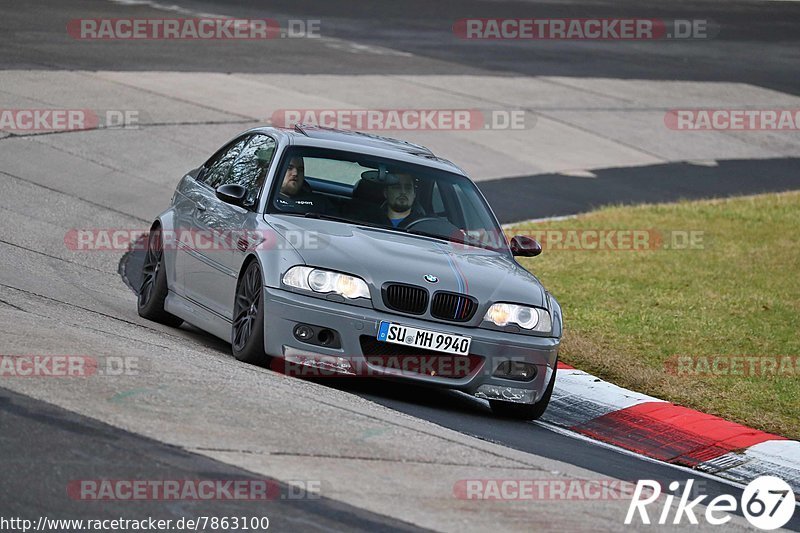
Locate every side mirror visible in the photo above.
<box><xmin>216</xmin><ymin>184</ymin><xmax>247</xmax><ymax>207</ymax></box>
<box><xmin>510</xmin><ymin>235</ymin><xmax>542</xmax><ymax>257</ymax></box>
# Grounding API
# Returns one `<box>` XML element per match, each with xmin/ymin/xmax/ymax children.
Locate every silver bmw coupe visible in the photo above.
<box><xmin>138</xmin><ymin>125</ymin><xmax>563</xmax><ymax>420</ymax></box>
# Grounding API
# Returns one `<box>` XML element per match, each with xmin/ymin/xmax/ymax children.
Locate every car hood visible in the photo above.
<box><xmin>266</xmin><ymin>215</ymin><xmax>547</xmax><ymax>309</ymax></box>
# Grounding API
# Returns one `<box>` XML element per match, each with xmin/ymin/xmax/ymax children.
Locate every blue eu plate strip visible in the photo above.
<box><xmin>377</xmin><ymin>321</ymin><xmax>390</xmax><ymax>341</ymax></box>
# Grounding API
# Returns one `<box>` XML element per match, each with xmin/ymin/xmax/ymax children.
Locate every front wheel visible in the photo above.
<box><xmin>137</xmin><ymin>227</ymin><xmax>183</xmax><ymax>327</ymax></box>
<box><xmin>489</xmin><ymin>364</ymin><xmax>557</xmax><ymax>421</ymax></box>
<box><xmin>231</xmin><ymin>261</ymin><xmax>270</xmax><ymax>366</ymax></box>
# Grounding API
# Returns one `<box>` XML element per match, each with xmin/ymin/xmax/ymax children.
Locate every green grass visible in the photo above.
<box><xmin>513</xmin><ymin>191</ymin><xmax>800</xmax><ymax>439</ymax></box>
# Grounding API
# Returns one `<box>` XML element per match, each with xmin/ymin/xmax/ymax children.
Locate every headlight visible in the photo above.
<box><xmin>283</xmin><ymin>266</ymin><xmax>370</xmax><ymax>300</ymax></box>
<box><xmin>484</xmin><ymin>303</ymin><xmax>551</xmax><ymax>332</ymax></box>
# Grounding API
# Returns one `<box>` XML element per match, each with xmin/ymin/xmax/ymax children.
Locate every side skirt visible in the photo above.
<box><xmin>165</xmin><ymin>291</ymin><xmax>232</xmax><ymax>343</ymax></box>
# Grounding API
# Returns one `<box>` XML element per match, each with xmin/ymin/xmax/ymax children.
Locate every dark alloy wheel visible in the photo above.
<box><xmin>231</xmin><ymin>261</ymin><xmax>270</xmax><ymax>365</ymax></box>
<box><xmin>137</xmin><ymin>226</ymin><xmax>183</xmax><ymax>327</ymax></box>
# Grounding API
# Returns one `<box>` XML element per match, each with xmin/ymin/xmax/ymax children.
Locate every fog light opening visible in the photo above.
<box><xmin>494</xmin><ymin>360</ymin><xmax>538</xmax><ymax>382</ymax></box>
<box><xmin>317</xmin><ymin>329</ymin><xmax>334</xmax><ymax>346</ymax></box>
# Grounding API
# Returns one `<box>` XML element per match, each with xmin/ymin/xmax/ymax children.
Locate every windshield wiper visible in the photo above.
<box><xmin>274</xmin><ymin>211</ymin><xmax>354</xmax><ymax>223</ymax></box>
<box><xmin>404</xmin><ymin>227</ymin><xmax>506</xmax><ymax>252</ymax></box>
<box><xmin>402</xmin><ymin>227</ymin><xmax>463</xmax><ymax>245</ymax></box>
<box><xmin>301</xmin><ymin>212</ymin><xmax>357</xmax><ymax>224</ymax></box>
<box><xmin>276</xmin><ymin>211</ymin><xmax>384</xmax><ymax>229</ymax></box>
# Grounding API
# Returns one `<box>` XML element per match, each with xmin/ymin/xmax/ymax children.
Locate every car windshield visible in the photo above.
<box><xmin>266</xmin><ymin>147</ymin><xmax>508</xmax><ymax>252</ymax></box>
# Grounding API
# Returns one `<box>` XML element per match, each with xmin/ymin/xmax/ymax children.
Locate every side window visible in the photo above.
<box><xmin>201</xmin><ymin>137</ymin><xmax>249</xmax><ymax>189</ymax></box>
<box><xmin>303</xmin><ymin>157</ymin><xmax>364</xmax><ymax>185</ymax></box>
<box><xmin>227</xmin><ymin>135</ymin><xmax>277</xmax><ymax>207</ymax></box>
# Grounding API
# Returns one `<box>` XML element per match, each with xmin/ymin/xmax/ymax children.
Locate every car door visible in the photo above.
<box><xmin>175</xmin><ymin>135</ymin><xmax>249</xmax><ymax>318</ymax></box>
<box><xmin>182</xmin><ymin>134</ymin><xmax>277</xmax><ymax>321</ymax></box>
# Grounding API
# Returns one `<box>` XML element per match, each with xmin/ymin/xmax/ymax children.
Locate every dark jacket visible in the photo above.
<box><xmin>275</xmin><ymin>188</ymin><xmax>334</xmax><ymax>214</ymax></box>
<box><xmin>364</xmin><ymin>202</ymin><xmax>427</xmax><ymax>228</ymax></box>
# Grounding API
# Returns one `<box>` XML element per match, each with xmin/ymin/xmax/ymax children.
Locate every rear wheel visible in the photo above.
<box><xmin>489</xmin><ymin>364</ymin><xmax>557</xmax><ymax>421</ymax></box>
<box><xmin>231</xmin><ymin>261</ymin><xmax>270</xmax><ymax>366</ymax></box>
<box><xmin>137</xmin><ymin>227</ymin><xmax>183</xmax><ymax>327</ymax></box>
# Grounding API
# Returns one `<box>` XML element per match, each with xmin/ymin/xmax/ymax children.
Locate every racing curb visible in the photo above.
<box><xmin>543</xmin><ymin>362</ymin><xmax>800</xmax><ymax>494</ymax></box>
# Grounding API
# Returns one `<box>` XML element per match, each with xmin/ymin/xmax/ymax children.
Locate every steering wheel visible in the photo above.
<box><xmin>403</xmin><ymin>217</ymin><xmax>442</xmax><ymax>229</ymax></box>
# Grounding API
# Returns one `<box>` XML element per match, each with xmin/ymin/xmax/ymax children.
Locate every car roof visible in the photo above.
<box><xmin>246</xmin><ymin>125</ymin><xmax>467</xmax><ymax>176</ymax></box>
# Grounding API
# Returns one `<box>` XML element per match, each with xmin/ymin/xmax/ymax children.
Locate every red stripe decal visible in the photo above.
<box><xmin>571</xmin><ymin>402</ymin><xmax>784</xmax><ymax>467</ymax></box>
<box><xmin>556</xmin><ymin>361</ymin><xmax>575</xmax><ymax>370</ymax></box>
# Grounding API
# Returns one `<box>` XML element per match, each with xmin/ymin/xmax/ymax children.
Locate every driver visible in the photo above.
<box><xmin>372</xmin><ymin>172</ymin><xmax>426</xmax><ymax>228</ymax></box>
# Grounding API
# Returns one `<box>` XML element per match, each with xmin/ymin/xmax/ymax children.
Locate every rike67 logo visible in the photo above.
<box><xmin>626</xmin><ymin>476</ymin><xmax>795</xmax><ymax>530</ymax></box>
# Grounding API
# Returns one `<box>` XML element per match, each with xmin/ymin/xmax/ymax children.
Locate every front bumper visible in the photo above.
<box><xmin>262</xmin><ymin>287</ymin><xmax>560</xmax><ymax>404</ymax></box>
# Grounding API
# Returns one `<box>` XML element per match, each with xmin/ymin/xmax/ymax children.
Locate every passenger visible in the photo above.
<box><xmin>274</xmin><ymin>156</ymin><xmax>332</xmax><ymax>213</ymax></box>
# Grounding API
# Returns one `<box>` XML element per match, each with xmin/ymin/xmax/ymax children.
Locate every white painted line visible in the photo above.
<box><xmin>323</xmin><ymin>39</ymin><xmax>414</xmax><ymax>57</ymax></box>
<box><xmin>558</xmin><ymin>169</ymin><xmax>598</xmax><ymax>178</ymax></box>
<box><xmin>502</xmin><ymin>214</ymin><xmax>577</xmax><ymax>229</ymax></box>
<box><xmin>106</xmin><ymin>0</ymin><xmax>415</xmax><ymax>57</ymax></box>
<box><xmin>686</xmin><ymin>159</ymin><xmax>720</xmax><ymax>167</ymax></box>
<box><xmin>108</xmin><ymin>0</ymin><xmax>227</xmax><ymax>18</ymax></box>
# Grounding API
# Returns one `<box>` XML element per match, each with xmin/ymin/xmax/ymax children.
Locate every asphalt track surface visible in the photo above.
<box><xmin>2</xmin><ymin>0</ymin><xmax>800</xmax><ymax>531</ymax></box>
<box><xmin>482</xmin><ymin>157</ymin><xmax>800</xmax><ymax>223</ymax></box>
<box><xmin>0</xmin><ymin>388</ymin><xmax>422</xmax><ymax>532</ymax></box>
<box><xmin>6</xmin><ymin>0</ymin><xmax>800</xmax><ymax>95</ymax></box>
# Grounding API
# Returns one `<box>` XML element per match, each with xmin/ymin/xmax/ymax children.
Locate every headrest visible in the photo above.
<box><xmin>353</xmin><ymin>178</ymin><xmax>385</xmax><ymax>203</ymax></box>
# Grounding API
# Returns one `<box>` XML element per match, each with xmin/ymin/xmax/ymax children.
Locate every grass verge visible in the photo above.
<box><xmin>514</xmin><ymin>191</ymin><xmax>800</xmax><ymax>439</ymax></box>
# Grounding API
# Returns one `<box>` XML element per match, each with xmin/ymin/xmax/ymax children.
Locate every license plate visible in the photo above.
<box><xmin>377</xmin><ymin>321</ymin><xmax>472</xmax><ymax>356</ymax></box>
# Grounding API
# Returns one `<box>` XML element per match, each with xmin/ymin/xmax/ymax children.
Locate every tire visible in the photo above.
<box><xmin>489</xmin><ymin>364</ymin><xmax>557</xmax><ymax>421</ymax></box>
<box><xmin>137</xmin><ymin>226</ymin><xmax>183</xmax><ymax>327</ymax></box>
<box><xmin>231</xmin><ymin>261</ymin><xmax>271</xmax><ymax>366</ymax></box>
